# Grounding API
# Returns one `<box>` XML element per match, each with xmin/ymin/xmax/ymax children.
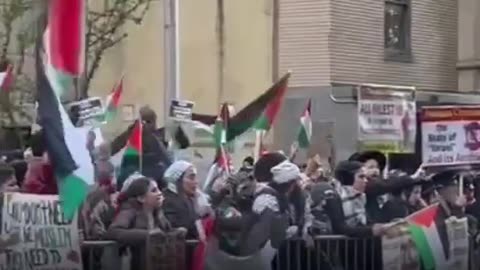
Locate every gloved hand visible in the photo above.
<box><xmin>286</xmin><ymin>226</ymin><xmax>298</xmax><ymax>239</ymax></box>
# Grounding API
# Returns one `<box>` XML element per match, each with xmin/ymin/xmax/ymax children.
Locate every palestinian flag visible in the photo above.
<box><xmin>297</xmin><ymin>99</ymin><xmax>312</xmax><ymax>149</ymax></box>
<box><xmin>253</xmin><ymin>72</ymin><xmax>290</xmax><ymax>131</ymax></box>
<box><xmin>407</xmin><ymin>204</ymin><xmax>447</xmax><ymax>270</ymax></box>
<box><xmin>36</xmin><ymin>46</ymin><xmax>94</xmax><ymax>220</ymax></box>
<box><xmin>0</xmin><ymin>64</ymin><xmax>13</xmax><ymax>93</ymax></box>
<box><xmin>47</xmin><ymin>0</ymin><xmax>85</xmax><ymax>76</ymax></box>
<box><xmin>213</xmin><ymin>104</ymin><xmax>232</xmax><ymax>174</ymax></box>
<box><xmin>191</xmin><ymin>72</ymin><xmax>291</xmax><ymax>141</ymax></box>
<box><xmin>104</xmin><ymin>77</ymin><xmax>123</xmax><ymax>122</ymax></box>
<box><xmin>35</xmin><ymin>0</ymin><xmax>90</xmax><ymax>219</ymax></box>
<box><xmin>121</xmin><ymin>120</ymin><xmax>143</xmax><ymax>171</ymax></box>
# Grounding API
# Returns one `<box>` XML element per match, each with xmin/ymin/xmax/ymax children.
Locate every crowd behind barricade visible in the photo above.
<box><xmin>0</xmin><ymin>108</ymin><xmax>479</xmax><ymax>270</ymax></box>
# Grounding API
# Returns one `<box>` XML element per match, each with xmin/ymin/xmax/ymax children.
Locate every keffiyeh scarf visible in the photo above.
<box><xmin>334</xmin><ymin>181</ymin><xmax>367</xmax><ymax>227</ymax></box>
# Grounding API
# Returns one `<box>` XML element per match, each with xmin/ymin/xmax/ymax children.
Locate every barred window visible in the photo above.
<box><xmin>384</xmin><ymin>0</ymin><xmax>411</xmax><ymax>60</ymax></box>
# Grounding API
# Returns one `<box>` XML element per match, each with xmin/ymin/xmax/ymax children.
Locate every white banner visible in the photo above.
<box><xmin>357</xmin><ymin>85</ymin><xmax>416</xmax><ymax>153</ymax></box>
<box><xmin>0</xmin><ymin>193</ymin><xmax>82</xmax><ymax>270</ymax></box>
<box><xmin>445</xmin><ymin>217</ymin><xmax>469</xmax><ymax>269</ymax></box>
<box><xmin>421</xmin><ymin>106</ymin><xmax>480</xmax><ymax>167</ymax></box>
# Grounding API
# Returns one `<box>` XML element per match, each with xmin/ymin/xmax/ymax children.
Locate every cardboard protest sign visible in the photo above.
<box><xmin>357</xmin><ymin>84</ymin><xmax>416</xmax><ymax>153</ymax></box>
<box><xmin>66</xmin><ymin>97</ymin><xmax>105</xmax><ymax>127</ymax></box>
<box><xmin>382</xmin><ymin>222</ymin><xmax>421</xmax><ymax>270</ymax></box>
<box><xmin>421</xmin><ymin>106</ymin><xmax>480</xmax><ymax>167</ymax></box>
<box><xmin>169</xmin><ymin>99</ymin><xmax>194</xmax><ymax>121</ymax></box>
<box><xmin>382</xmin><ymin>207</ymin><xmax>469</xmax><ymax>270</ymax></box>
<box><xmin>0</xmin><ymin>192</ymin><xmax>82</xmax><ymax>270</ymax></box>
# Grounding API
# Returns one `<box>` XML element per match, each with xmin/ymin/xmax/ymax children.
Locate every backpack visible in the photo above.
<box><xmin>308</xmin><ymin>182</ymin><xmax>334</xmax><ymax>235</ymax></box>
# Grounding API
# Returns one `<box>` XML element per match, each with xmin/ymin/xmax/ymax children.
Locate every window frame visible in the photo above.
<box><xmin>384</xmin><ymin>0</ymin><xmax>412</xmax><ymax>63</ymax></box>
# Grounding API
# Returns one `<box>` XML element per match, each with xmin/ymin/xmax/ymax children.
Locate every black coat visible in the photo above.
<box><xmin>364</xmin><ymin>177</ymin><xmax>421</xmax><ymax>223</ymax></box>
<box><xmin>162</xmin><ymin>190</ymin><xmax>199</xmax><ymax>239</ymax></box>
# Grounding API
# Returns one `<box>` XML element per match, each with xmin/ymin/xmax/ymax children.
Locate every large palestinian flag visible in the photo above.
<box><xmin>192</xmin><ymin>72</ymin><xmax>291</xmax><ymax>141</ymax></box>
<box><xmin>36</xmin><ymin>49</ymin><xmax>94</xmax><ymax>220</ymax></box>
<box><xmin>35</xmin><ymin>0</ymin><xmax>91</xmax><ymax>220</ymax></box>
<box><xmin>253</xmin><ymin>72</ymin><xmax>290</xmax><ymax>131</ymax></box>
<box><xmin>47</xmin><ymin>0</ymin><xmax>85</xmax><ymax>76</ymax></box>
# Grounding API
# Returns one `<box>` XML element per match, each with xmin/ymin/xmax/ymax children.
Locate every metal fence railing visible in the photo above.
<box><xmin>80</xmin><ymin>235</ymin><xmax>480</xmax><ymax>270</ymax></box>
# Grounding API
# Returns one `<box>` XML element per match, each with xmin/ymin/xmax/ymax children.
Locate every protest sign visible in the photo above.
<box><xmin>445</xmin><ymin>217</ymin><xmax>469</xmax><ymax>268</ymax></box>
<box><xmin>421</xmin><ymin>106</ymin><xmax>480</xmax><ymax>167</ymax></box>
<box><xmin>66</xmin><ymin>97</ymin><xmax>105</xmax><ymax>127</ymax></box>
<box><xmin>0</xmin><ymin>192</ymin><xmax>82</xmax><ymax>270</ymax></box>
<box><xmin>169</xmin><ymin>99</ymin><xmax>194</xmax><ymax>121</ymax></box>
<box><xmin>382</xmin><ymin>222</ymin><xmax>420</xmax><ymax>270</ymax></box>
<box><xmin>382</xmin><ymin>206</ymin><xmax>469</xmax><ymax>270</ymax></box>
<box><xmin>357</xmin><ymin>84</ymin><xmax>416</xmax><ymax>153</ymax></box>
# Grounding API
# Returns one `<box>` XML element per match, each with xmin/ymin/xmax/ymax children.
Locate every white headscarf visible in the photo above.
<box><xmin>164</xmin><ymin>160</ymin><xmax>195</xmax><ymax>193</ymax></box>
<box><xmin>270</xmin><ymin>160</ymin><xmax>301</xmax><ymax>184</ymax></box>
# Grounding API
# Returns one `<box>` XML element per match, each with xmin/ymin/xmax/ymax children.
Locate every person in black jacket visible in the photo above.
<box><xmin>327</xmin><ymin>160</ymin><xmax>387</xmax><ymax>237</ymax></box>
<box><xmin>324</xmin><ymin>161</ymin><xmax>389</xmax><ymax>270</ymax></box>
<box><xmin>349</xmin><ymin>150</ymin><xmax>427</xmax><ymax>223</ymax></box>
<box><xmin>380</xmin><ymin>175</ymin><xmax>428</xmax><ymax>222</ymax></box>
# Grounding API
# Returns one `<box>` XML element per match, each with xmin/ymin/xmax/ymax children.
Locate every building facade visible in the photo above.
<box><xmin>89</xmin><ymin>0</ymin><xmax>275</xmax><ymax>139</ymax></box>
<box><xmin>274</xmin><ymin>0</ymin><xmax>460</xmax><ymax>162</ymax></box>
<box><xmin>458</xmin><ymin>0</ymin><xmax>480</xmax><ymax>92</ymax></box>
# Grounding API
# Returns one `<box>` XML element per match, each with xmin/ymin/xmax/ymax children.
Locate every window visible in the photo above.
<box><xmin>384</xmin><ymin>0</ymin><xmax>411</xmax><ymax>61</ymax></box>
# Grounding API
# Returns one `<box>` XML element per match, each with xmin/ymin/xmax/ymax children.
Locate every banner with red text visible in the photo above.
<box><xmin>421</xmin><ymin>106</ymin><xmax>480</xmax><ymax>167</ymax></box>
<box><xmin>357</xmin><ymin>85</ymin><xmax>416</xmax><ymax>153</ymax></box>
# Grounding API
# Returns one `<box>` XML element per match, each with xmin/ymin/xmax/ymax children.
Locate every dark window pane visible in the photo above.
<box><xmin>384</xmin><ymin>2</ymin><xmax>408</xmax><ymax>50</ymax></box>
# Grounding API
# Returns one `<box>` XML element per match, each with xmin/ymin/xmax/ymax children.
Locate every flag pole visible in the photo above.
<box><xmin>163</xmin><ymin>0</ymin><xmax>181</xmax><ymax>130</ymax></box>
<box><xmin>254</xmin><ymin>130</ymin><xmax>263</xmax><ymax>162</ymax></box>
<box><xmin>138</xmin><ymin>109</ymin><xmax>143</xmax><ymax>173</ymax></box>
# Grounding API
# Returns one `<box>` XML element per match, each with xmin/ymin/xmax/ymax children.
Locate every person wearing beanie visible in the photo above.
<box><xmin>236</xmin><ymin>160</ymin><xmax>302</xmax><ymax>257</ymax></box>
<box><xmin>253</xmin><ymin>152</ymin><xmax>287</xmax><ymax>183</ymax></box>
<box><xmin>162</xmin><ymin>160</ymin><xmax>212</xmax><ymax>240</ymax></box>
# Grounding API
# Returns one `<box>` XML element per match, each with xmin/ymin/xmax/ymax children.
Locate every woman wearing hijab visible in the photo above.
<box><xmin>162</xmin><ymin>160</ymin><xmax>212</xmax><ymax>239</ymax></box>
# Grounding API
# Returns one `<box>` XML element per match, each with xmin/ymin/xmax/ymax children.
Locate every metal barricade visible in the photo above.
<box><xmin>81</xmin><ymin>240</ymin><xmax>120</xmax><ymax>270</ymax></box>
<box><xmin>80</xmin><ymin>235</ymin><xmax>480</xmax><ymax>270</ymax></box>
<box><xmin>145</xmin><ymin>231</ymin><xmax>187</xmax><ymax>270</ymax></box>
<box><xmin>272</xmin><ymin>236</ymin><xmax>380</xmax><ymax>270</ymax></box>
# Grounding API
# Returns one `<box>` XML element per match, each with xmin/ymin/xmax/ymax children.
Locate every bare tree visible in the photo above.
<box><xmin>0</xmin><ymin>0</ymin><xmax>152</xmax><ymax>148</ymax></box>
<box><xmin>0</xmin><ymin>0</ymin><xmax>38</xmax><ymax>148</ymax></box>
<box><xmin>81</xmin><ymin>0</ymin><xmax>152</xmax><ymax>98</ymax></box>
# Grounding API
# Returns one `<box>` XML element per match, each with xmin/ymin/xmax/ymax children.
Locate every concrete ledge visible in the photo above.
<box><xmin>457</xmin><ymin>59</ymin><xmax>480</xmax><ymax>70</ymax></box>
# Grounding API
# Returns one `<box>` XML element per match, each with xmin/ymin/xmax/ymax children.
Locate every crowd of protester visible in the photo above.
<box><xmin>0</xmin><ymin>108</ymin><xmax>478</xmax><ymax>270</ymax></box>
